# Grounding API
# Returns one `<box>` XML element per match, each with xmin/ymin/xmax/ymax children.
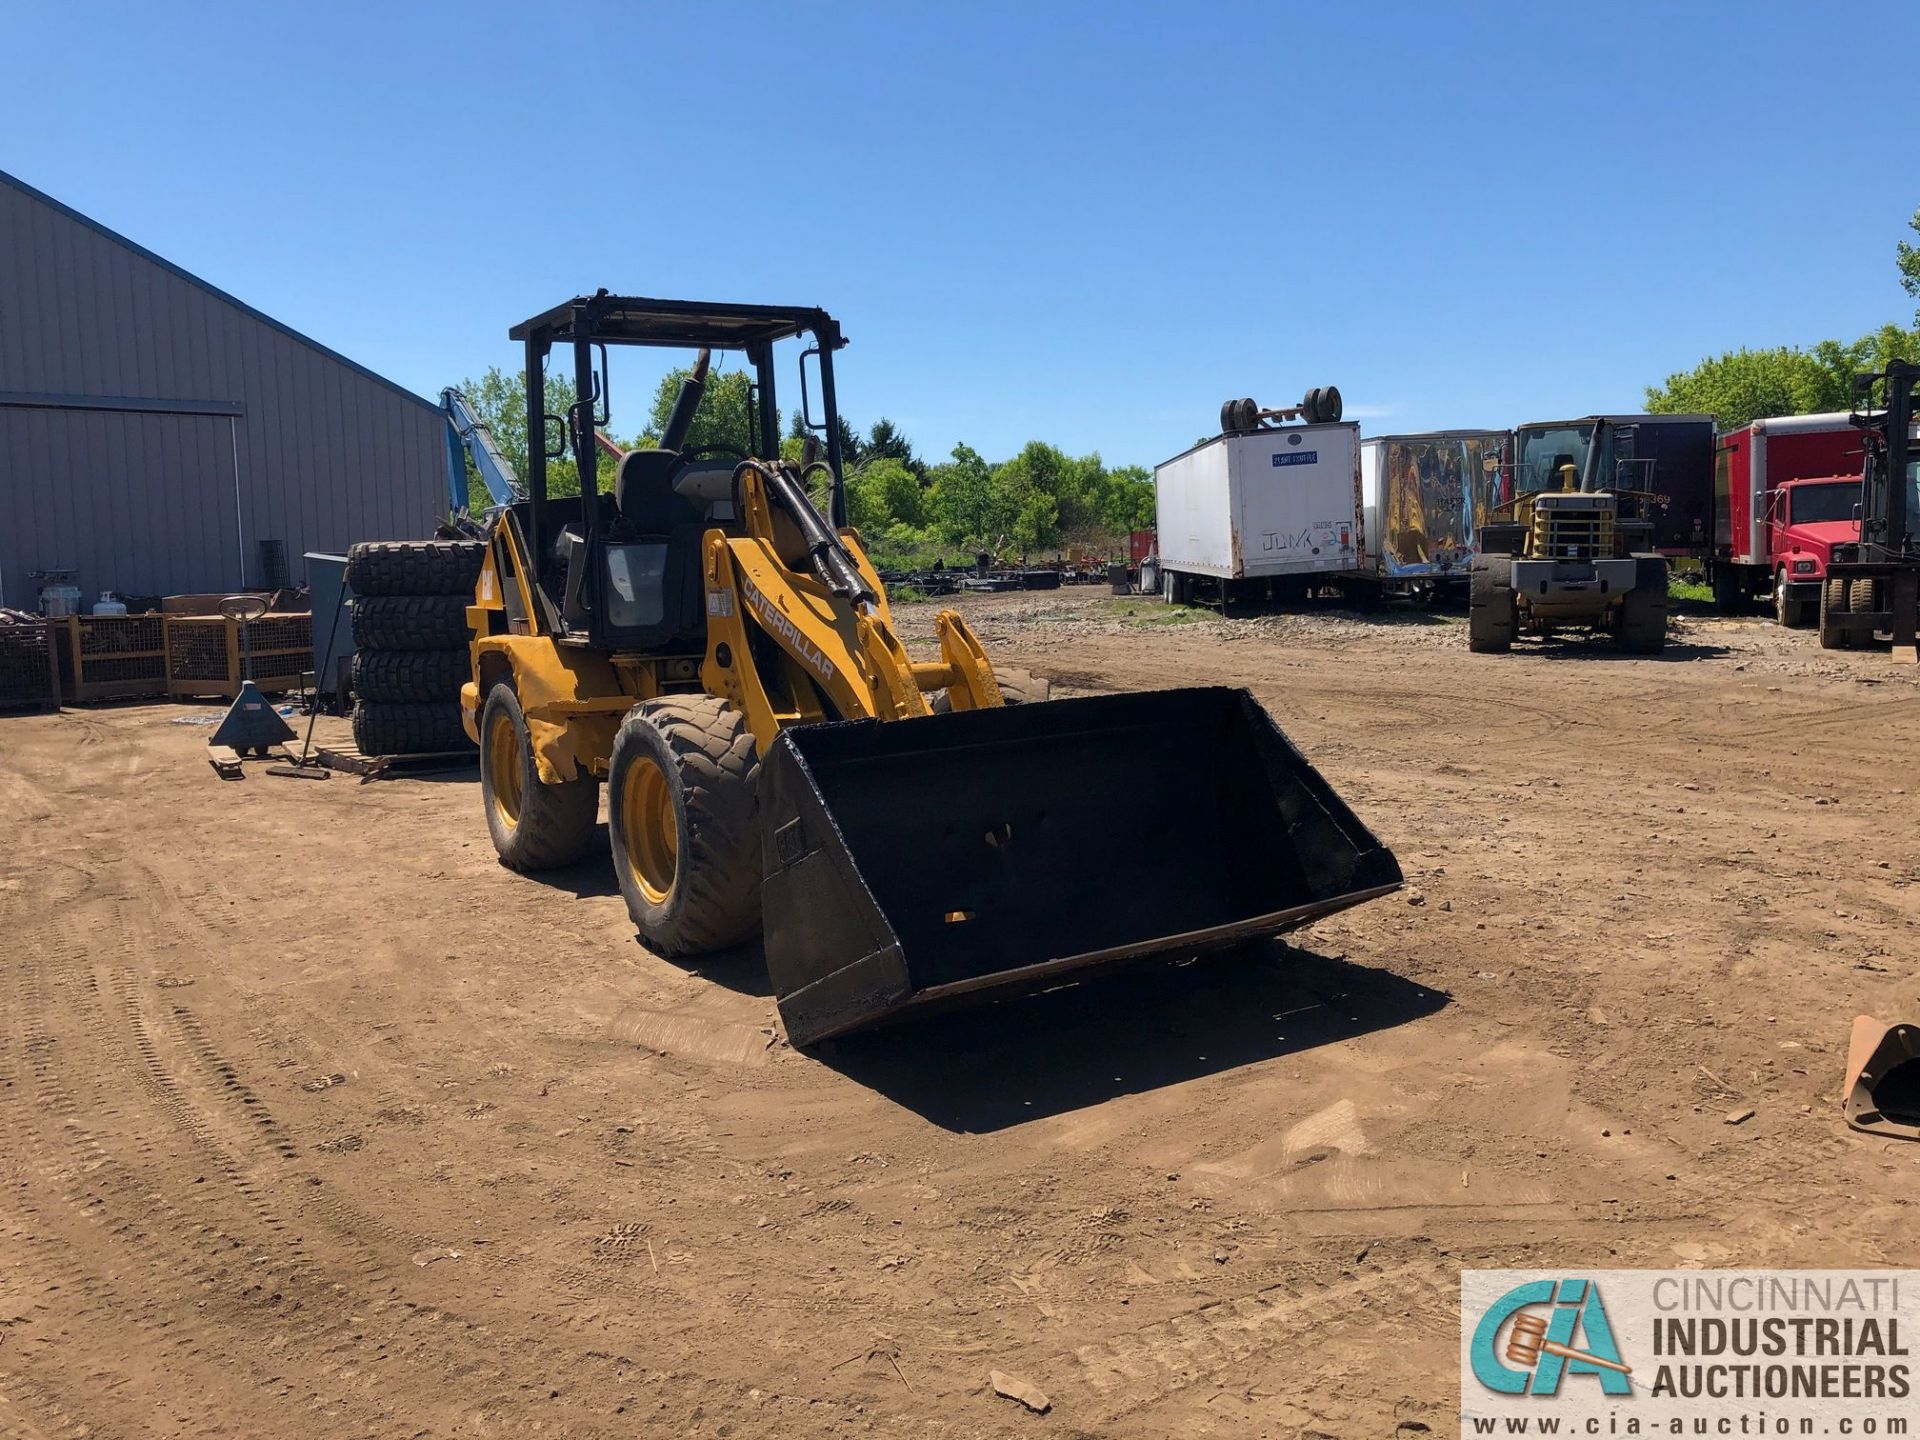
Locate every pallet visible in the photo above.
<box><xmin>312</xmin><ymin>744</ymin><xmax>477</xmax><ymax>782</ymax></box>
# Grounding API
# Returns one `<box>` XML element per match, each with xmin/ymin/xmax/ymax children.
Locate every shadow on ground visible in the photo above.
<box><xmin>517</xmin><ymin>826</ymin><xmax>623</xmax><ymax>900</ymax></box>
<box><xmin>815</xmin><ymin>942</ymin><xmax>1447</xmax><ymax>1133</ymax></box>
<box><xmin>1526</xmin><ymin>636</ymin><xmax>1731</xmax><ymax>662</ymax></box>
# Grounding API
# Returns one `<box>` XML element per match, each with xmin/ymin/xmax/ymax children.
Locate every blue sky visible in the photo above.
<box><xmin>5</xmin><ymin>2</ymin><xmax>1915</xmax><ymax>468</ymax></box>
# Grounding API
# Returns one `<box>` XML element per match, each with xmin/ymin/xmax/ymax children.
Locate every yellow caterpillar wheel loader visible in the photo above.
<box><xmin>1468</xmin><ymin>417</ymin><xmax>1669</xmax><ymax>655</ymax></box>
<box><xmin>462</xmin><ymin>292</ymin><xmax>1402</xmax><ymax>1046</ymax></box>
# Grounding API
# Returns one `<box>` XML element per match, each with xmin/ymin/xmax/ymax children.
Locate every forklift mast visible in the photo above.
<box><xmin>1851</xmin><ymin>360</ymin><xmax>1920</xmax><ymax>563</ymax></box>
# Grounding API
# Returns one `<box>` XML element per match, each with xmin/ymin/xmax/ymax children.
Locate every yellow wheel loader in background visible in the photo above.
<box><xmin>1468</xmin><ymin>417</ymin><xmax>1669</xmax><ymax>655</ymax></box>
<box><xmin>462</xmin><ymin>293</ymin><xmax>1401</xmax><ymax>1045</ymax></box>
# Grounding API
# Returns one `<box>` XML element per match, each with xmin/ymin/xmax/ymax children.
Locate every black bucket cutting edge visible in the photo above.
<box><xmin>758</xmin><ymin>686</ymin><xmax>1403</xmax><ymax>1048</ymax></box>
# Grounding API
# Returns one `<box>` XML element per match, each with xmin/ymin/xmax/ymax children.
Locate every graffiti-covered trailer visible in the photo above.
<box><xmin>1359</xmin><ymin>430</ymin><xmax>1512</xmax><ymax>592</ymax></box>
<box><xmin>1153</xmin><ymin>420</ymin><xmax>1362</xmax><ymax>605</ymax></box>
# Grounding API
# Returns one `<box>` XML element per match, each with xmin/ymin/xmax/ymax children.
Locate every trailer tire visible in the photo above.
<box><xmin>1618</xmin><ymin>558</ymin><xmax>1669</xmax><ymax>654</ymax></box>
<box><xmin>479</xmin><ymin>683</ymin><xmax>598</xmax><ymax>871</ymax></box>
<box><xmin>1468</xmin><ymin>558</ymin><xmax>1515</xmax><ymax>653</ymax></box>
<box><xmin>929</xmin><ymin>667</ymin><xmax>1051</xmax><ymax>713</ymax></box>
<box><xmin>345</xmin><ymin>540</ymin><xmax>486</xmax><ymax>597</ymax></box>
<box><xmin>1163</xmin><ymin>569</ymin><xmax>1190</xmax><ymax>606</ymax></box>
<box><xmin>352</xmin><ymin>699</ymin><xmax>473</xmax><ymax>757</ymax></box>
<box><xmin>351</xmin><ymin>594</ymin><xmax>473</xmax><ymax>651</ymax></box>
<box><xmin>1478</xmin><ymin>523</ymin><xmax>1526</xmax><ymax>557</ymax></box>
<box><xmin>1819</xmin><ymin>577</ymin><xmax>1851</xmax><ymax>649</ymax></box>
<box><xmin>351</xmin><ymin>647</ymin><xmax>470</xmax><ymax>703</ymax></box>
<box><xmin>607</xmin><ymin>695</ymin><xmax>761</xmax><ymax>957</ymax></box>
<box><xmin>1712</xmin><ymin>564</ymin><xmax>1747</xmax><ymax>614</ymax></box>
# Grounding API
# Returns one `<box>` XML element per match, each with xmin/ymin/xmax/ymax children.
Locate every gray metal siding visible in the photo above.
<box><xmin>0</xmin><ymin>171</ymin><xmax>445</xmax><ymax>607</ymax></box>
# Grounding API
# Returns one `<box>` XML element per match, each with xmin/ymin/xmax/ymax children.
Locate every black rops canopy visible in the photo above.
<box><xmin>509</xmin><ymin>294</ymin><xmax>841</xmax><ymax>350</ymax></box>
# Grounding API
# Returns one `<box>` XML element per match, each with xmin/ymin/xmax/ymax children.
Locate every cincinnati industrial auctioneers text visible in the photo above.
<box><xmin>1648</xmin><ymin>1275</ymin><xmax>1909</xmax><ymax>1402</ymax></box>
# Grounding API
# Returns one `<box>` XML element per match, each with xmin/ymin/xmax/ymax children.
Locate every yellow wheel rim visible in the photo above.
<box><xmin>620</xmin><ymin>756</ymin><xmax>678</xmax><ymax>904</ymax></box>
<box><xmin>488</xmin><ymin>708</ymin><xmax>524</xmax><ymax>829</ymax></box>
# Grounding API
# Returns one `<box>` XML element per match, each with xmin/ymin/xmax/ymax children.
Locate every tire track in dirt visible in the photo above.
<box><xmin>1041</xmin><ymin>1259</ymin><xmax>1453</xmax><ymax>1426</ymax></box>
<box><xmin>1</xmin><ymin>859</ymin><xmax>768</xmax><ymax>1436</ymax></box>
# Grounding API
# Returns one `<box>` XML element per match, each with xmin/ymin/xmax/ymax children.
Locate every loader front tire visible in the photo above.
<box><xmin>1617</xmin><ymin>559</ymin><xmax>1670</xmax><ymax>654</ymax></box>
<box><xmin>480</xmin><ymin>684</ymin><xmax>598</xmax><ymax>871</ymax></box>
<box><xmin>607</xmin><ymin>696</ymin><xmax>761</xmax><ymax>957</ymax></box>
<box><xmin>1467</xmin><ymin>557</ymin><xmax>1515</xmax><ymax>653</ymax></box>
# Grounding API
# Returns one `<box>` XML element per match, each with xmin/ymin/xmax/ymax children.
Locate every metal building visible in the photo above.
<box><xmin>0</xmin><ymin>167</ymin><xmax>446</xmax><ymax>609</ymax></box>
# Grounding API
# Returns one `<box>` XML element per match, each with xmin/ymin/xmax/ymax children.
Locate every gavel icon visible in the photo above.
<box><xmin>1506</xmin><ymin>1312</ymin><xmax>1633</xmax><ymax>1376</ymax></box>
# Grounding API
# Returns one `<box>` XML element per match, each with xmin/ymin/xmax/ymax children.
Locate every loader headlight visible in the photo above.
<box><xmin>1792</xmin><ymin>559</ymin><xmax>1816</xmax><ymax>574</ymax></box>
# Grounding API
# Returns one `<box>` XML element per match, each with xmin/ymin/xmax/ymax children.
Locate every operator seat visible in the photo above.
<box><xmin>585</xmin><ymin>448</ymin><xmax>711</xmax><ymax>648</ymax></box>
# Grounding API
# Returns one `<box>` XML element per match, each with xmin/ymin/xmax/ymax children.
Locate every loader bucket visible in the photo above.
<box><xmin>758</xmin><ymin>686</ymin><xmax>1402</xmax><ymax>1047</ymax></box>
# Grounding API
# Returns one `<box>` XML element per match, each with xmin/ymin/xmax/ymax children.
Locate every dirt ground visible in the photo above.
<box><xmin>4</xmin><ymin>586</ymin><xmax>1919</xmax><ymax>1439</ymax></box>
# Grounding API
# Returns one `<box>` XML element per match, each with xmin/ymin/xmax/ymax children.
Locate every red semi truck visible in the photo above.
<box><xmin>1710</xmin><ymin>413</ymin><xmax>1866</xmax><ymax>625</ymax></box>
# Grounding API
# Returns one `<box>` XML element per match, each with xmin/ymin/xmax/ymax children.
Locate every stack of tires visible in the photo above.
<box><xmin>344</xmin><ymin>540</ymin><xmax>485</xmax><ymax>757</ymax></box>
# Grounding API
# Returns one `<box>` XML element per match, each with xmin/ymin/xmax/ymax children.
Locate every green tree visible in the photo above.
<box><xmin>453</xmin><ymin>364</ymin><xmax>619</xmax><ymax>500</ymax></box>
<box><xmin>1649</xmin><ymin>203</ymin><xmax>1920</xmax><ymax>427</ymax></box>
<box><xmin>846</xmin><ymin>457</ymin><xmax>924</xmax><ymax>533</ymax></box>
<box><xmin>1900</xmin><ymin>204</ymin><xmax>1920</xmax><ymax>323</ymax></box>
<box><xmin>1646</xmin><ymin>327</ymin><xmax>1920</xmax><ymax>429</ymax></box>
<box><xmin>864</xmin><ymin>417</ymin><xmax>924</xmax><ymax>481</ymax></box>
<box><xmin>1100</xmin><ymin>464</ymin><xmax>1157</xmax><ymax>531</ymax></box>
<box><xmin>926</xmin><ymin>443</ymin><xmax>1014</xmax><ymax>548</ymax></box>
<box><xmin>1644</xmin><ymin>347</ymin><xmax>1851</xmax><ymax>429</ymax></box>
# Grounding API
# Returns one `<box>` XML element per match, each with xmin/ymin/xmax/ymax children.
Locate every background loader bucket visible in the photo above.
<box><xmin>759</xmin><ymin>686</ymin><xmax>1402</xmax><ymax>1047</ymax></box>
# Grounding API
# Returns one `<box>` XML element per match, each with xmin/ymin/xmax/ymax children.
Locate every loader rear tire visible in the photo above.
<box><xmin>351</xmin><ymin>647</ymin><xmax>469</xmax><ymax>703</ymax></box>
<box><xmin>607</xmin><ymin>696</ymin><xmax>761</xmax><ymax>957</ymax></box>
<box><xmin>345</xmin><ymin>540</ymin><xmax>486</xmax><ymax>597</ymax></box>
<box><xmin>1820</xmin><ymin>576</ymin><xmax>1851</xmax><ymax>649</ymax></box>
<box><xmin>351</xmin><ymin>594</ymin><xmax>472</xmax><ymax>651</ymax></box>
<box><xmin>928</xmin><ymin>668</ymin><xmax>1051</xmax><ymax>713</ymax></box>
<box><xmin>1467</xmin><ymin>557</ymin><xmax>1515</xmax><ymax>653</ymax></box>
<box><xmin>479</xmin><ymin>683</ymin><xmax>599</xmax><ymax>871</ymax></box>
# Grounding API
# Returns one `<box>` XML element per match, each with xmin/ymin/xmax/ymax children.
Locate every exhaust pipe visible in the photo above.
<box><xmin>660</xmin><ymin>348</ymin><xmax>711</xmax><ymax>452</ymax></box>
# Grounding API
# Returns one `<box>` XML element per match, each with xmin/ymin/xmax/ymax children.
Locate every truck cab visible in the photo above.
<box><xmin>1766</xmin><ymin>474</ymin><xmax>1860</xmax><ymax>624</ymax></box>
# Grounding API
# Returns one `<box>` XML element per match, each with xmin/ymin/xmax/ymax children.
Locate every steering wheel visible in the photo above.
<box><xmin>683</xmin><ymin>444</ymin><xmax>748</xmax><ymax>465</ymax></box>
<box><xmin>218</xmin><ymin>594</ymin><xmax>269</xmax><ymax>623</ymax></box>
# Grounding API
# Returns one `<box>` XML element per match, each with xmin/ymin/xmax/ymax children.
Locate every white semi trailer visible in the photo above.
<box><xmin>1153</xmin><ymin>390</ymin><xmax>1361</xmax><ymax>608</ymax></box>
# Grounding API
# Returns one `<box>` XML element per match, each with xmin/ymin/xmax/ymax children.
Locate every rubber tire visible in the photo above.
<box><xmin>1849</xmin><ymin>577</ymin><xmax>1880</xmax><ymax>616</ymax></box>
<box><xmin>1478</xmin><ymin>523</ymin><xmax>1526</xmax><ymax>558</ymax></box>
<box><xmin>478</xmin><ymin>683</ymin><xmax>598</xmax><ymax>871</ymax></box>
<box><xmin>1712</xmin><ymin>564</ymin><xmax>1747</xmax><ymax>615</ymax></box>
<box><xmin>352</xmin><ymin>700</ymin><xmax>473</xmax><ymax>757</ymax></box>
<box><xmin>345</xmin><ymin>540</ymin><xmax>486</xmax><ymax>597</ymax></box>
<box><xmin>929</xmin><ymin>667</ymin><xmax>1052</xmax><ymax>713</ymax></box>
<box><xmin>1163</xmin><ymin>569</ymin><xmax>1190</xmax><ymax>606</ymax></box>
<box><xmin>351</xmin><ymin>594</ymin><xmax>472</xmax><ymax>651</ymax></box>
<box><xmin>607</xmin><ymin>696</ymin><xmax>762</xmax><ymax>957</ymax></box>
<box><xmin>1819</xmin><ymin>577</ymin><xmax>1851</xmax><ymax>650</ymax></box>
<box><xmin>1773</xmin><ymin>569</ymin><xmax>1808</xmax><ymax>629</ymax></box>
<box><xmin>352</xmin><ymin>647</ymin><xmax>470</xmax><ymax>703</ymax></box>
<box><xmin>1618</xmin><ymin>558</ymin><xmax>1670</xmax><ymax>654</ymax></box>
<box><xmin>1468</xmin><ymin>557</ymin><xmax>1516</xmax><ymax>653</ymax></box>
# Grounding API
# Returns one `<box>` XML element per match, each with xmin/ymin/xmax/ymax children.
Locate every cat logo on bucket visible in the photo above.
<box><xmin>1470</xmin><ymin>1277</ymin><xmax>1633</xmax><ymax>1397</ymax></box>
